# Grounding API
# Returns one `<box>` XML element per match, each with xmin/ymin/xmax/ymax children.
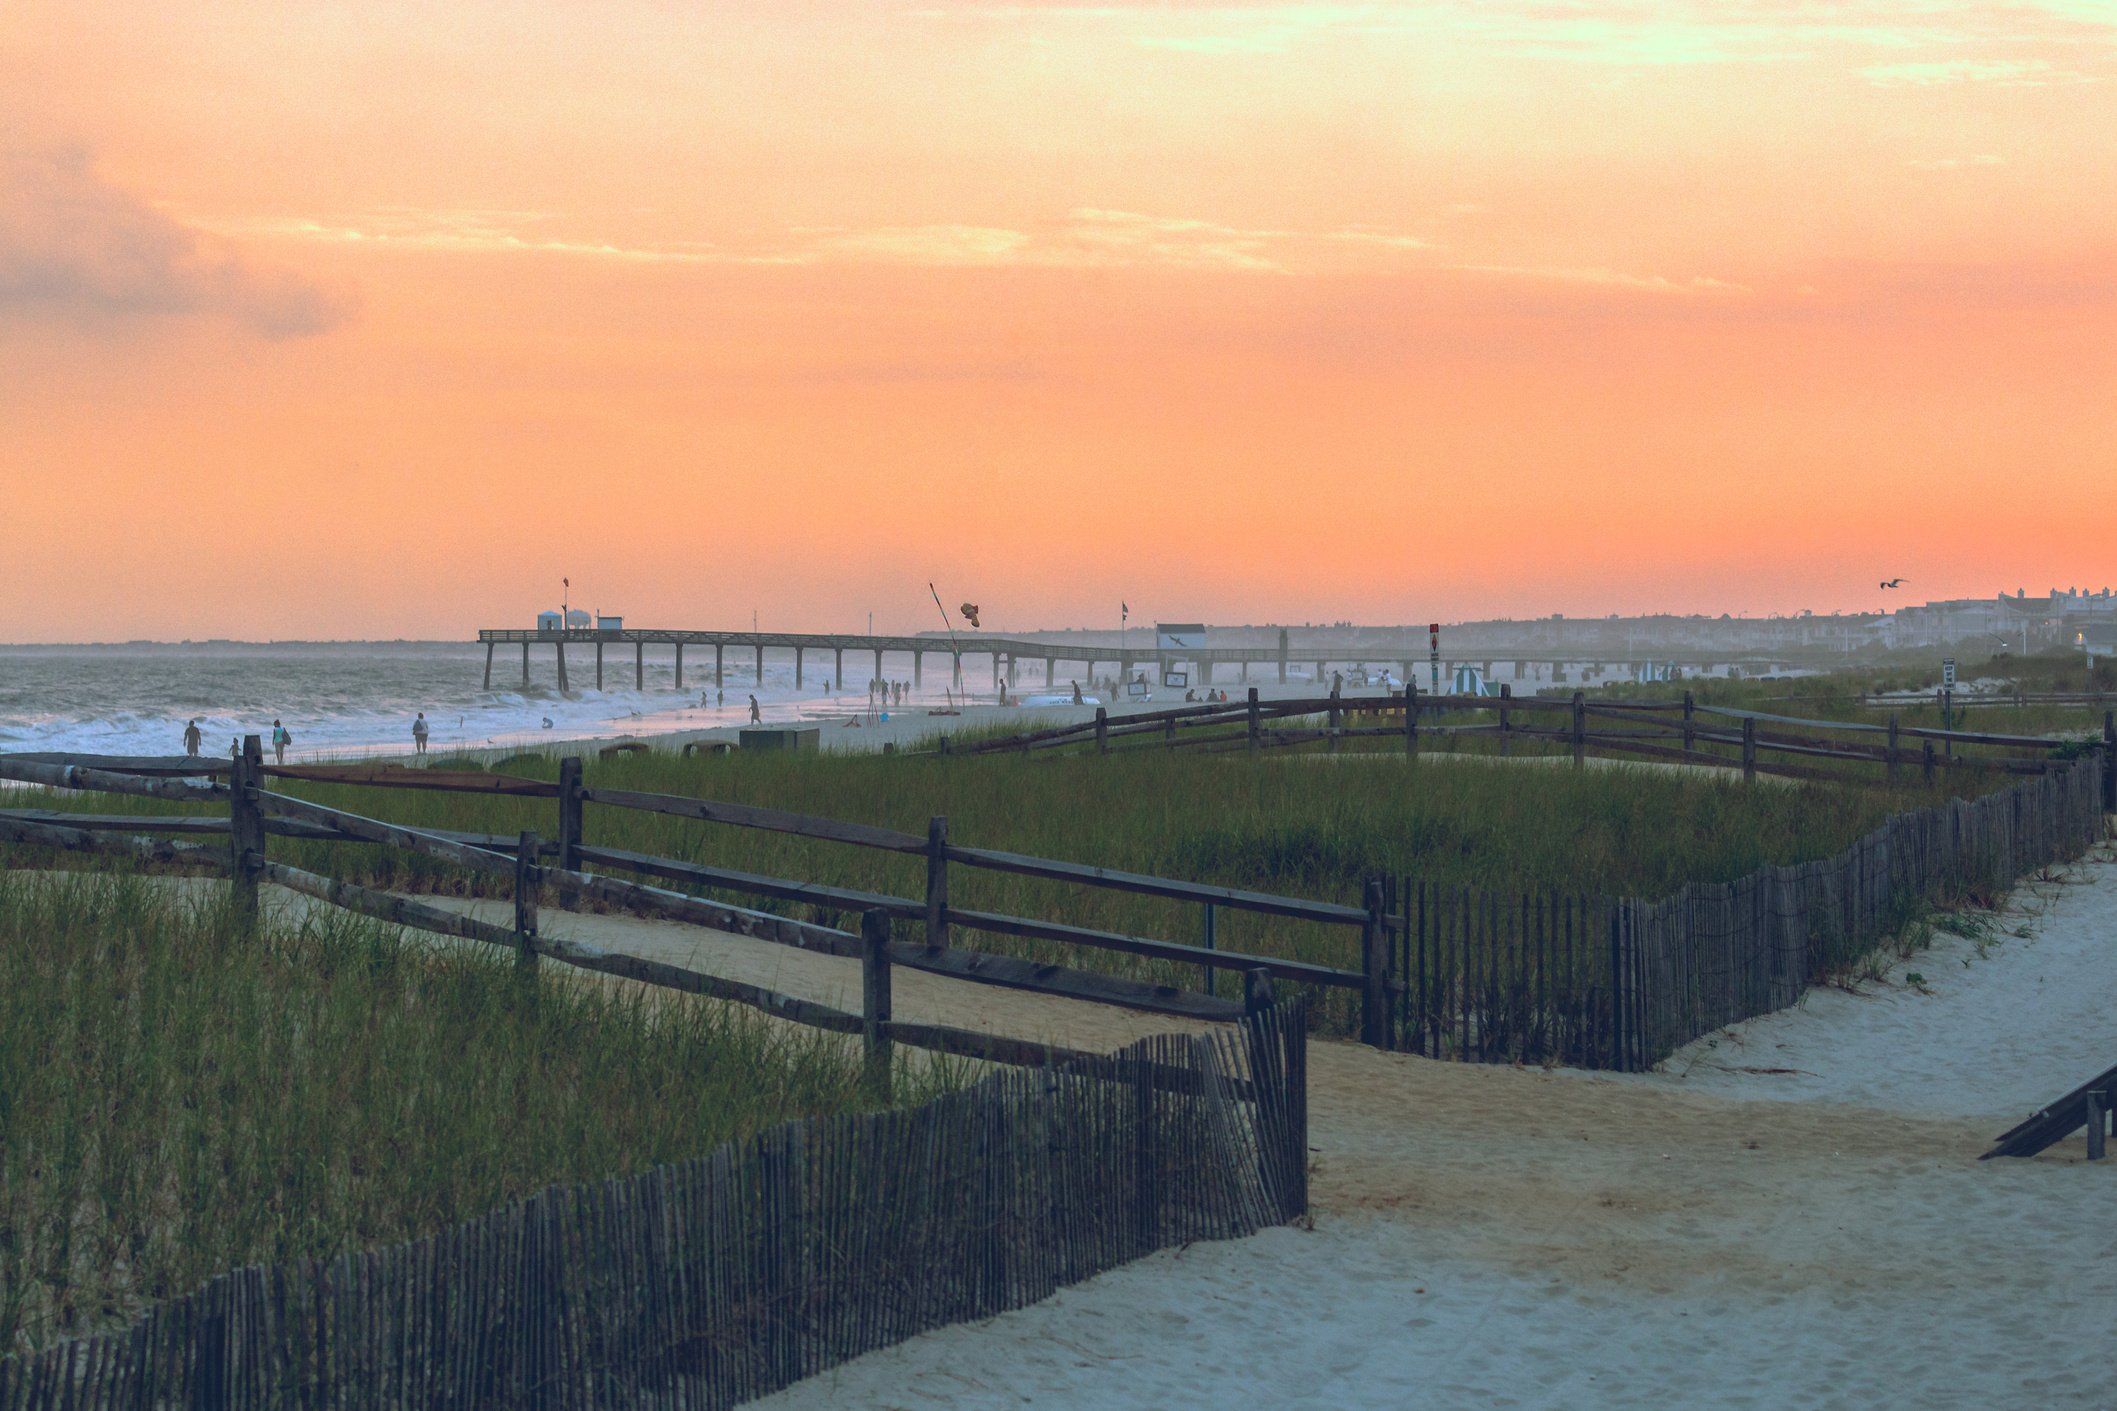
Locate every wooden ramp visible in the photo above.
<box><xmin>1981</xmin><ymin>1061</ymin><xmax>2117</xmax><ymax>1160</ymax></box>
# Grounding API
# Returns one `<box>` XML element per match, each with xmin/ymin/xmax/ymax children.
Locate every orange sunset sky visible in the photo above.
<box><xmin>3</xmin><ymin>2</ymin><xmax>2113</xmax><ymax>642</ymax></box>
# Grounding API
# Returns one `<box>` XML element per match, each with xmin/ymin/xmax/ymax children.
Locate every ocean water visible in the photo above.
<box><xmin>0</xmin><ymin>641</ymin><xmax>949</xmax><ymax>760</ymax></box>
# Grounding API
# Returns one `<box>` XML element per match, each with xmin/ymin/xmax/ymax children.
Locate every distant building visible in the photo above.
<box><xmin>536</xmin><ymin>611</ymin><xmax>562</xmax><ymax>633</ymax></box>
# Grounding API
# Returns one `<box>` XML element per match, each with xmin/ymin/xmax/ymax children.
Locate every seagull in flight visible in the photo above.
<box><xmin>1879</xmin><ymin>578</ymin><xmax>1905</xmax><ymax>589</ymax></box>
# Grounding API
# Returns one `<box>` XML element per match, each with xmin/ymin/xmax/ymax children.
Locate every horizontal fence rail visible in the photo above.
<box><xmin>0</xmin><ymin>1001</ymin><xmax>1309</xmax><ymax>1411</ymax></box>
<box><xmin>913</xmin><ymin>687</ymin><xmax>2113</xmax><ymax>797</ymax></box>
<box><xmin>1</xmin><ymin>725</ymin><xmax>2108</xmax><ymax>1076</ymax></box>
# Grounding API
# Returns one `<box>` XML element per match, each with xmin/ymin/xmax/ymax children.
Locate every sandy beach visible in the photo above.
<box><xmin>727</xmin><ymin>845</ymin><xmax>2117</xmax><ymax>1410</ymax></box>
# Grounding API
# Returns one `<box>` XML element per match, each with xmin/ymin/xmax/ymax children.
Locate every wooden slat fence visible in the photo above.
<box><xmin>0</xmin><ymin>1001</ymin><xmax>1308</xmax><ymax>1410</ymax></box>
<box><xmin>1385</xmin><ymin>758</ymin><xmax>2106</xmax><ymax>1070</ymax></box>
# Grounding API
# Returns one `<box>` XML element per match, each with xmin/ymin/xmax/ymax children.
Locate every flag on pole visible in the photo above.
<box><xmin>1121</xmin><ymin>602</ymin><xmax>1129</xmax><ymax>621</ymax></box>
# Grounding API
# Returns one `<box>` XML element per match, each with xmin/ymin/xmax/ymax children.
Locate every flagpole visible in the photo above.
<box><xmin>1120</xmin><ymin>601</ymin><xmax>1128</xmax><ymax>692</ymax></box>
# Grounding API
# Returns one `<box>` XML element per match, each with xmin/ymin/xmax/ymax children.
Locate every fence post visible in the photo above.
<box><xmin>2087</xmin><ymin>1090</ymin><xmax>2106</xmax><ymax>1162</ymax></box>
<box><xmin>555</xmin><ymin>756</ymin><xmax>583</xmax><ymax>905</ymax></box>
<box><xmin>1742</xmin><ymin>717</ymin><xmax>1757</xmax><ymax>782</ymax></box>
<box><xmin>1361</xmin><ymin>876</ymin><xmax>1390</xmax><ymax>1050</ymax></box>
<box><xmin>861</xmin><ymin>908</ymin><xmax>893</xmax><ymax>1101</ymax></box>
<box><xmin>1406</xmin><ymin>683</ymin><xmax>1419</xmax><ymax>758</ymax></box>
<box><xmin>228</xmin><ymin>734</ymin><xmax>265</xmax><ymax>918</ymax></box>
<box><xmin>1922</xmin><ymin>739</ymin><xmax>1936</xmax><ymax>785</ymax></box>
<box><xmin>925</xmin><ymin>815</ymin><xmax>951</xmax><ymax>950</ymax></box>
<box><xmin>1328</xmin><ymin>683</ymin><xmax>1342</xmax><ymax>755</ymax></box>
<box><xmin>1095</xmin><ymin>707</ymin><xmax>1109</xmax><ymax>755</ymax></box>
<box><xmin>1608</xmin><ymin>902</ymin><xmax>1627</xmax><ymax>1072</ymax></box>
<box><xmin>1887</xmin><ymin>714</ymin><xmax>1900</xmax><ymax>785</ymax></box>
<box><xmin>1201</xmin><ymin>902</ymin><xmax>1218</xmax><ymax>998</ymax></box>
<box><xmin>514</xmin><ymin>829</ymin><xmax>540</xmax><ymax>972</ymax></box>
<box><xmin>1247</xmin><ymin>686</ymin><xmax>1261</xmax><ymax>755</ymax></box>
<box><xmin>2103</xmin><ymin>711</ymin><xmax>2115</xmax><ymax>813</ymax></box>
<box><xmin>194</xmin><ymin>1309</ymin><xmax>228</xmax><ymax>1411</ymax></box>
<box><xmin>1682</xmin><ymin>690</ymin><xmax>1695</xmax><ymax>756</ymax></box>
<box><xmin>1498</xmin><ymin>683</ymin><xmax>1512</xmax><ymax>756</ymax></box>
<box><xmin>1243</xmin><ymin>966</ymin><xmax>1275</xmax><ymax>1015</ymax></box>
<box><xmin>1571</xmin><ymin>691</ymin><xmax>1586</xmax><ymax>769</ymax></box>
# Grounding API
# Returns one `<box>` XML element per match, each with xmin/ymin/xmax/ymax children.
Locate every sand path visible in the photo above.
<box><xmin>711</xmin><ymin>844</ymin><xmax>2114</xmax><ymax>1409</ymax></box>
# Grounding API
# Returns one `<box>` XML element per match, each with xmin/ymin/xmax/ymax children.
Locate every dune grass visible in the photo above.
<box><xmin>0</xmin><ymin>869</ymin><xmax>946</xmax><ymax>1354</ymax></box>
<box><xmin>1582</xmin><ymin>648</ymin><xmax>2117</xmax><ymax>737</ymax></box>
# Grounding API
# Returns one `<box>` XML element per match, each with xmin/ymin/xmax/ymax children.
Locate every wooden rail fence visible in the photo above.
<box><xmin>1</xmin><ymin>737</ymin><xmax>2107</xmax><ymax>1077</ymax></box>
<box><xmin>0</xmin><ymin>999</ymin><xmax>1308</xmax><ymax>1410</ymax></box>
<box><xmin>0</xmin><ymin>744</ymin><xmax>1388</xmax><ymax>1055</ymax></box>
<box><xmin>924</xmin><ymin>687</ymin><xmax>2117</xmax><ymax>799</ymax></box>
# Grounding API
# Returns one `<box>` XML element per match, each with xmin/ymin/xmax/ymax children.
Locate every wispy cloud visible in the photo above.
<box><xmin>1862</xmin><ymin>58</ymin><xmax>2095</xmax><ymax>86</ymax></box>
<box><xmin>235</xmin><ymin>206</ymin><xmax>1433</xmax><ymax>275</ymax></box>
<box><xmin>0</xmin><ymin>151</ymin><xmax>354</xmax><ymax>338</ymax></box>
<box><xmin>235</xmin><ymin>208</ymin><xmax>730</xmax><ymax>264</ymax></box>
<box><xmin>1449</xmin><ymin>262</ymin><xmax>1752</xmax><ymax>295</ymax></box>
<box><xmin>229</xmin><ymin>202</ymin><xmax>1754</xmax><ymax>298</ymax></box>
<box><xmin>1129</xmin><ymin>4</ymin><xmax>1379</xmax><ymax>55</ymax></box>
<box><xmin>919</xmin><ymin>2</ymin><xmax>2117</xmax><ymax>78</ymax></box>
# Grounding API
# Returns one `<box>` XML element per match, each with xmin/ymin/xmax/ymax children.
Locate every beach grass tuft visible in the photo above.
<box><xmin>0</xmin><ymin>869</ymin><xmax>941</xmax><ymax>1354</ymax></box>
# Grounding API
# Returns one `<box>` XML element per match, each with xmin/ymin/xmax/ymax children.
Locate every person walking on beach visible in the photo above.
<box><xmin>271</xmin><ymin>719</ymin><xmax>290</xmax><ymax>765</ymax></box>
<box><xmin>1070</xmin><ymin>679</ymin><xmax>1084</xmax><ymax>705</ymax></box>
<box><xmin>748</xmin><ymin>694</ymin><xmax>761</xmax><ymax>724</ymax></box>
<box><xmin>183</xmin><ymin>718</ymin><xmax>202</xmax><ymax>756</ymax></box>
<box><xmin>412</xmin><ymin>712</ymin><xmax>430</xmax><ymax>755</ymax></box>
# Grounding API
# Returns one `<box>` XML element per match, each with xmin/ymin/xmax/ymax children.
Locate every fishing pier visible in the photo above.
<box><xmin>476</xmin><ymin>626</ymin><xmax>1830</xmax><ymax>694</ymax></box>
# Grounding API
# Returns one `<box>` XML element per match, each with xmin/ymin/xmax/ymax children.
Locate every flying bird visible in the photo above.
<box><xmin>959</xmin><ymin>602</ymin><xmax>981</xmax><ymax>628</ymax></box>
<box><xmin>1879</xmin><ymin>578</ymin><xmax>1905</xmax><ymax>589</ymax></box>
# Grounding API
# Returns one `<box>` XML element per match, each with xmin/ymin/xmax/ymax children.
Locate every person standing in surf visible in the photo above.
<box><xmin>183</xmin><ymin>719</ymin><xmax>202</xmax><ymax>756</ymax></box>
<box><xmin>412</xmin><ymin>712</ymin><xmax>430</xmax><ymax>755</ymax></box>
<box><xmin>271</xmin><ymin>719</ymin><xmax>291</xmax><ymax>765</ymax></box>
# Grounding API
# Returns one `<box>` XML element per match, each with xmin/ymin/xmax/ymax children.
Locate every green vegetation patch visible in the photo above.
<box><xmin>0</xmin><ymin>870</ymin><xmax>928</xmax><ymax>1354</ymax></box>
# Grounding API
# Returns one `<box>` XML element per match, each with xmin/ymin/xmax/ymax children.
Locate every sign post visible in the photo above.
<box><xmin>1428</xmin><ymin>623</ymin><xmax>1441</xmax><ymax>694</ymax></box>
<box><xmin>1942</xmin><ymin>657</ymin><xmax>1956</xmax><ymax>732</ymax></box>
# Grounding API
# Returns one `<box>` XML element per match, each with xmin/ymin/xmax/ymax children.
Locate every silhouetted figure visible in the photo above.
<box><xmin>748</xmin><ymin>694</ymin><xmax>761</xmax><ymax>724</ymax></box>
<box><xmin>183</xmin><ymin>719</ymin><xmax>202</xmax><ymax>756</ymax></box>
<box><xmin>412</xmin><ymin>712</ymin><xmax>429</xmax><ymax>754</ymax></box>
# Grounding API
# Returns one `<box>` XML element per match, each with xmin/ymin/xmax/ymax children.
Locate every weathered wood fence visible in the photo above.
<box><xmin>0</xmin><ymin>741</ymin><xmax>2106</xmax><ymax>1076</ymax></box>
<box><xmin>0</xmin><ymin>745</ymin><xmax>1388</xmax><ymax>1055</ymax></box>
<box><xmin>929</xmin><ymin>688</ymin><xmax>2116</xmax><ymax>794</ymax></box>
<box><xmin>0</xmin><ymin>1000</ymin><xmax>1308</xmax><ymax>1410</ymax></box>
<box><xmin>1384</xmin><ymin>758</ymin><xmax>2107</xmax><ymax>1069</ymax></box>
